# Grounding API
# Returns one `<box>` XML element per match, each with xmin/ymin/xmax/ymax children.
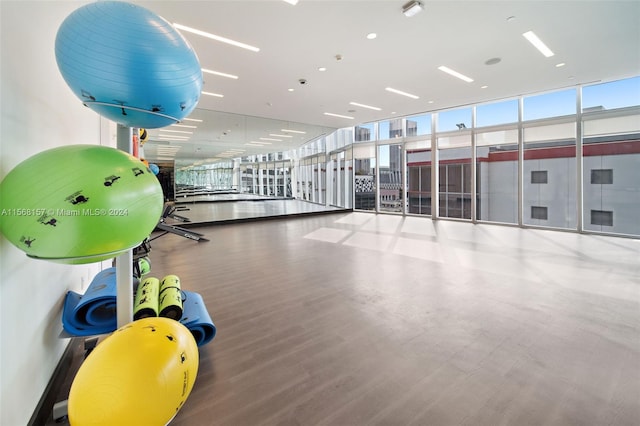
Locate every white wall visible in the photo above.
<box><xmin>0</xmin><ymin>1</ymin><xmax>114</xmax><ymax>424</ymax></box>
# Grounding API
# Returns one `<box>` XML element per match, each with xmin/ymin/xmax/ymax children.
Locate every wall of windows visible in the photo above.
<box><xmin>190</xmin><ymin>76</ymin><xmax>639</xmax><ymax>238</ymax></box>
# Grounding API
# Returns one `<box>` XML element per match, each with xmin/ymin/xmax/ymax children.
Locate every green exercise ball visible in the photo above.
<box><xmin>0</xmin><ymin>145</ymin><xmax>163</xmax><ymax>264</ymax></box>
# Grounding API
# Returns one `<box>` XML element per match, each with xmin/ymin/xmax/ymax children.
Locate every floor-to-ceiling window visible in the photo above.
<box><xmin>354</xmin><ymin>143</ymin><xmax>376</xmax><ymax>210</ymax></box>
<box><xmin>436</xmin><ymin>107</ymin><xmax>472</xmax><ymax>220</ymax></box>
<box><xmin>522</xmin><ymin>89</ymin><xmax>577</xmax><ymax>229</ymax></box>
<box><xmin>405</xmin><ymin>114</ymin><xmax>433</xmax><ymax>216</ymax></box>
<box><xmin>378</xmin><ymin>144</ymin><xmax>403</xmax><ymax>213</ymax></box>
<box><xmin>475</xmin><ymin>99</ymin><xmax>519</xmax><ymax>224</ymax></box>
<box><xmin>581</xmin><ymin>77</ymin><xmax>640</xmax><ymax>236</ymax></box>
<box><xmin>284</xmin><ymin>75</ymin><xmax>639</xmax><ymax>238</ymax></box>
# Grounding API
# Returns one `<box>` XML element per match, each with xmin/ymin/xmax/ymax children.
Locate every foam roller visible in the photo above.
<box><xmin>133</xmin><ymin>277</ymin><xmax>159</xmax><ymax>320</ymax></box>
<box><xmin>159</xmin><ymin>275</ymin><xmax>183</xmax><ymax>320</ymax></box>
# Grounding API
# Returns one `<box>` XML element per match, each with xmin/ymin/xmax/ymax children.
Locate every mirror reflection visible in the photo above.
<box><xmin>142</xmin><ymin>107</ymin><xmax>344</xmax><ymax>224</ymax></box>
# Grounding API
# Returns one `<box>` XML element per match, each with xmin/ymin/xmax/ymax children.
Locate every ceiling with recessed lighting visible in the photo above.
<box><xmin>134</xmin><ymin>0</ymin><xmax>640</xmax><ymax>164</ymax></box>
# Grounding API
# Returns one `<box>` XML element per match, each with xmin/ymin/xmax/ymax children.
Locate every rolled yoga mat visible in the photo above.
<box><xmin>133</xmin><ymin>277</ymin><xmax>160</xmax><ymax>320</ymax></box>
<box><xmin>63</xmin><ymin>269</ymin><xmax>216</xmax><ymax>344</ymax></box>
<box><xmin>62</xmin><ymin>267</ymin><xmax>118</xmax><ymax>336</ymax></box>
<box><xmin>159</xmin><ymin>275</ymin><xmax>183</xmax><ymax>320</ymax></box>
<box><xmin>180</xmin><ymin>291</ymin><xmax>217</xmax><ymax>346</ymax></box>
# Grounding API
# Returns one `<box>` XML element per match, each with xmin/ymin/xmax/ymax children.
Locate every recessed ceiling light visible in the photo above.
<box><xmin>281</xmin><ymin>129</ymin><xmax>306</xmax><ymax>134</ymax></box>
<box><xmin>318</xmin><ymin>67</ymin><xmax>327</xmax><ymax>72</ymax></box>
<box><xmin>522</xmin><ymin>30</ymin><xmax>554</xmax><ymax>57</ymax></box>
<box><xmin>350</xmin><ymin>101</ymin><xmax>381</xmax><ymax>111</ymax></box>
<box><xmin>428</xmin><ymin>100</ymin><xmax>434</xmax><ymax>104</ymax></box>
<box><xmin>182</xmin><ymin>118</ymin><xmax>203</xmax><ymax>122</ymax></box>
<box><xmin>282</xmin><ymin>0</ymin><xmax>299</xmax><ymax>5</ymax></box>
<box><xmin>324</xmin><ymin>112</ymin><xmax>355</xmax><ymax>119</ymax></box>
<box><xmin>385</xmin><ymin>87</ymin><xmax>420</xmax><ymax>99</ymax></box>
<box><xmin>260</xmin><ymin>137</ymin><xmax>282</xmax><ymax>141</ymax></box>
<box><xmin>481</xmin><ymin>85</ymin><xmax>488</xmax><ymax>89</ymax></box>
<box><xmin>202</xmin><ymin>68</ymin><xmax>239</xmax><ymax>79</ymax></box>
<box><xmin>556</xmin><ymin>62</ymin><xmax>566</xmax><ymax>67</ymax></box>
<box><xmin>270</xmin><ymin>134</ymin><xmax>293</xmax><ymax>138</ymax></box>
<box><xmin>173</xmin><ymin>23</ymin><xmax>260</xmax><ymax>52</ymax></box>
<box><xmin>438</xmin><ymin>66</ymin><xmax>474</xmax><ymax>83</ymax></box>
<box><xmin>202</xmin><ymin>91</ymin><xmax>224</xmax><ymax>98</ymax></box>
<box><xmin>288</xmin><ymin>88</ymin><xmax>295</xmax><ymax>92</ymax></box>
<box><xmin>367</xmin><ymin>33</ymin><xmax>377</xmax><ymax>40</ymax></box>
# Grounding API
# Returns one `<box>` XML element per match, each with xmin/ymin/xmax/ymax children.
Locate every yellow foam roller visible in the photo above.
<box><xmin>133</xmin><ymin>277</ymin><xmax>159</xmax><ymax>320</ymax></box>
<box><xmin>159</xmin><ymin>275</ymin><xmax>183</xmax><ymax>320</ymax></box>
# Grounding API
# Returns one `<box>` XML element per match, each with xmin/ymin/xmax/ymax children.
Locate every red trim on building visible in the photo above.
<box><xmin>406</xmin><ymin>140</ymin><xmax>640</xmax><ymax>166</ymax></box>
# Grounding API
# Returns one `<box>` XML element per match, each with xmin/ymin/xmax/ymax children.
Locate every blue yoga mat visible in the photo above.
<box><xmin>62</xmin><ymin>269</ymin><xmax>217</xmax><ymax>346</ymax></box>
<box><xmin>62</xmin><ymin>267</ymin><xmax>118</xmax><ymax>336</ymax></box>
<box><xmin>180</xmin><ymin>291</ymin><xmax>217</xmax><ymax>346</ymax></box>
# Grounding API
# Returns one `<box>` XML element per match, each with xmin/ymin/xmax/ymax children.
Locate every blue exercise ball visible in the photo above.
<box><xmin>55</xmin><ymin>1</ymin><xmax>203</xmax><ymax>129</ymax></box>
<box><xmin>149</xmin><ymin>163</ymin><xmax>160</xmax><ymax>175</ymax></box>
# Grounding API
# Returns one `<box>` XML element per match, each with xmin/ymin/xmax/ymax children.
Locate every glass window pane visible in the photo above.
<box><xmin>355</xmin><ymin>123</ymin><xmax>375</xmax><ymax>142</ymax></box>
<box><xmin>379</xmin><ymin>119</ymin><xmax>403</xmax><ymax>140</ymax></box>
<box><xmin>583</xmin><ymin>76</ymin><xmax>640</xmax><ymax>111</ymax></box>
<box><xmin>438</xmin><ymin>107</ymin><xmax>472</xmax><ymax>132</ymax></box>
<box><xmin>438</xmin><ymin>147</ymin><xmax>472</xmax><ymax>219</ymax></box>
<box><xmin>476</xmin><ymin>128</ymin><xmax>518</xmax><ymax>147</ymax></box>
<box><xmin>476</xmin><ymin>99</ymin><xmax>519</xmax><ymax>127</ymax></box>
<box><xmin>437</xmin><ymin>133</ymin><xmax>471</xmax><ymax>148</ymax></box>
<box><xmin>378</xmin><ymin>144</ymin><xmax>403</xmax><ymax>212</ymax></box>
<box><xmin>583</xmin><ymin>139</ymin><xmax>640</xmax><ymax>235</ymax></box>
<box><xmin>523</xmin><ymin>88</ymin><xmax>576</xmax><ymax>120</ymax></box>
<box><xmin>406</xmin><ymin>114</ymin><xmax>431</xmax><ymax>136</ymax></box>
<box><xmin>476</xmin><ymin>141</ymin><xmax>518</xmax><ymax>224</ymax></box>
<box><xmin>523</xmin><ymin>124</ymin><xmax>577</xmax><ymax>229</ymax></box>
<box><xmin>407</xmin><ymin>149</ymin><xmax>432</xmax><ymax>216</ymax></box>
<box><xmin>354</xmin><ymin>144</ymin><xmax>376</xmax><ymax>210</ymax></box>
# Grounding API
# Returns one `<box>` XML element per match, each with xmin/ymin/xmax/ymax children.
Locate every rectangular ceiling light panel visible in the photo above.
<box><xmin>522</xmin><ymin>31</ymin><xmax>555</xmax><ymax>57</ymax></box>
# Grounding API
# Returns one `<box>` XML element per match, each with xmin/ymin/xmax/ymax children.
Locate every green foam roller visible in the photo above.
<box><xmin>159</xmin><ymin>275</ymin><xmax>183</xmax><ymax>320</ymax></box>
<box><xmin>134</xmin><ymin>277</ymin><xmax>160</xmax><ymax>320</ymax></box>
<box><xmin>138</xmin><ymin>257</ymin><xmax>151</xmax><ymax>276</ymax></box>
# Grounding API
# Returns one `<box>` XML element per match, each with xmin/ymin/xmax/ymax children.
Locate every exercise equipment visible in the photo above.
<box><xmin>68</xmin><ymin>317</ymin><xmax>199</xmax><ymax>426</ymax></box>
<box><xmin>149</xmin><ymin>163</ymin><xmax>160</xmax><ymax>175</ymax></box>
<box><xmin>55</xmin><ymin>1</ymin><xmax>202</xmax><ymax>128</ymax></box>
<box><xmin>133</xmin><ymin>277</ymin><xmax>160</xmax><ymax>320</ymax></box>
<box><xmin>181</xmin><ymin>291</ymin><xmax>217</xmax><ymax>347</ymax></box>
<box><xmin>62</xmin><ymin>270</ymin><xmax>216</xmax><ymax>346</ymax></box>
<box><xmin>0</xmin><ymin>145</ymin><xmax>163</xmax><ymax>263</ymax></box>
<box><xmin>159</xmin><ymin>275</ymin><xmax>183</xmax><ymax>320</ymax></box>
<box><xmin>138</xmin><ymin>257</ymin><xmax>151</xmax><ymax>276</ymax></box>
<box><xmin>62</xmin><ymin>268</ymin><xmax>118</xmax><ymax>336</ymax></box>
<box><xmin>152</xmin><ymin>204</ymin><xmax>210</xmax><ymax>243</ymax></box>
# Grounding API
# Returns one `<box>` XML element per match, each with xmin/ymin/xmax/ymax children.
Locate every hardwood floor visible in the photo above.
<box><xmin>48</xmin><ymin>212</ymin><xmax>640</xmax><ymax>425</ymax></box>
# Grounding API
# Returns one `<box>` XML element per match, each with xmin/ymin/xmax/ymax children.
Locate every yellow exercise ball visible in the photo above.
<box><xmin>68</xmin><ymin>317</ymin><xmax>199</xmax><ymax>426</ymax></box>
